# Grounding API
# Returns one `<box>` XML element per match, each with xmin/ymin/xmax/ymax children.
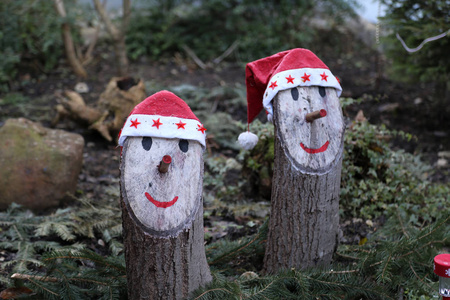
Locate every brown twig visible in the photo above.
<box><xmin>408</xmin><ymin>262</ymin><xmax>435</xmax><ymax>291</ymax></box>
<box><xmin>182</xmin><ymin>44</ymin><xmax>207</xmax><ymax>70</ymax></box>
<box><xmin>82</xmin><ymin>24</ymin><xmax>101</xmax><ymax>65</ymax></box>
<box><xmin>11</xmin><ymin>273</ymin><xmax>60</xmax><ymax>282</ymax></box>
<box><xmin>212</xmin><ymin>40</ymin><xmax>239</xmax><ymax>64</ymax></box>
<box><xmin>325</xmin><ymin>269</ymin><xmax>359</xmax><ymax>274</ymax></box>
<box><xmin>381</xmin><ymin>254</ymin><xmax>392</xmax><ymax>281</ymax></box>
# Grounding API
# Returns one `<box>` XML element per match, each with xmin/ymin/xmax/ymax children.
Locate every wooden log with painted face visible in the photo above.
<box><xmin>274</xmin><ymin>86</ymin><xmax>344</xmax><ymax>174</ymax></box>
<box><xmin>242</xmin><ymin>49</ymin><xmax>345</xmax><ymax>273</ymax></box>
<box><xmin>119</xmin><ymin>91</ymin><xmax>211</xmax><ymax>299</ymax></box>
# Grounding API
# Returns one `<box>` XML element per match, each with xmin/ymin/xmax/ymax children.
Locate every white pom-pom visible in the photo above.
<box><xmin>267</xmin><ymin>113</ymin><xmax>273</xmax><ymax>123</ymax></box>
<box><xmin>238</xmin><ymin>131</ymin><xmax>259</xmax><ymax>150</ymax></box>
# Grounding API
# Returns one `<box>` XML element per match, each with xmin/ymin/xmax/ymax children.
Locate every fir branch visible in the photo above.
<box><xmin>242</xmin><ymin>276</ymin><xmax>289</xmax><ymax>299</ymax></box>
<box><xmin>208</xmin><ymin>220</ymin><xmax>267</xmax><ymax>266</ymax></box>
<box><xmin>307</xmin><ymin>275</ymin><xmax>394</xmax><ymax>300</ymax></box>
<box><xmin>27</xmin><ymin>278</ymin><xmax>60</xmax><ymax>297</ymax></box>
<box><xmin>43</xmin><ymin>254</ymin><xmax>125</xmax><ymax>273</ymax></box>
<box><xmin>379</xmin><ymin>253</ymin><xmax>392</xmax><ymax>283</ymax></box>
<box><xmin>395</xmin><ymin>207</ymin><xmax>409</xmax><ymax>238</ymax></box>
<box><xmin>193</xmin><ymin>288</ymin><xmax>235</xmax><ymax>300</ymax></box>
<box><xmin>13</xmin><ymin>224</ymin><xmax>24</xmax><ymax>241</ymax></box>
<box><xmin>408</xmin><ymin>262</ymin><xmax>434</xmax><ymax>292</ymax></box>
<box><xmin>417</xmin><ymin>215</ymin><xmax>450</xmax><ymax>241</ymax></box>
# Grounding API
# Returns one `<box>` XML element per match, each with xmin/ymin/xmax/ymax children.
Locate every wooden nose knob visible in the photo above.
<box><xmin>158</xmin><ymin>155</ymin><xmax>172</xmax><ymax>173</ymax></box>
<box><xmin>306</xmin><ymin>109</ymin><xmax>327</xmax><ymax>123</ymax></box>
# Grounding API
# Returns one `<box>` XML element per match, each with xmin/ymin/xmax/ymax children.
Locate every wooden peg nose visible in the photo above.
<box><xmin>158</xmin><ymin>155</ymin><xmax>172</xmax><ymax>173</ymax></box>
<box><xmin>306</xmin><ymin>109</ymin><xmax>327</xmax><ymax>123</ymax></box>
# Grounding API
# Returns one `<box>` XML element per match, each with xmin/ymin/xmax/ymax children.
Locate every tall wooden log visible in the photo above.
<box><xmin>263</xmin><ymin>86</ymin><xmax>345</xmax><ymax>273</ymax></box>
<box><xmin>120</xmin><ymin>136</ymin><xmax>211</xmax><ymax>299</ymax></box>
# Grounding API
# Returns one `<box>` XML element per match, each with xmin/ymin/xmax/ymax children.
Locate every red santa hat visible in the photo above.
<box><xmin>118</xmin><ymin>90</ymin><xmax>206</xmax><ymax>147</ymax></box>
<box><xmin>238</xmin><ymin>48</ymin><xmax>342</xmax><ymax>150</ymax></box>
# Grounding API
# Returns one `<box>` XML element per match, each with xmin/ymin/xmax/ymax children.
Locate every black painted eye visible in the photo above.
<box><xmin>291</xmin><ymin>88</ymin><xmax>299</xmax><ymax>101</ymax></box>
<box><xmin>179</xmin><ymin>139</ymin><xmax>189</xmax><ymax>153</ymax></box>
<box><xmin>319</xmin><ymin>86</ymin><xmax>326</xmax><ymax>97</ymax></box>
<box><xmin>142</xmin><ymin>137</ymin><xmax>152</xmax><ymax>151</ymax></box>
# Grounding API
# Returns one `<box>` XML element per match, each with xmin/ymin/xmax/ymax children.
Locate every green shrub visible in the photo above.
<box><xmin>127</xmin><ymin>0</ymin><xmax>359</xmax><ymax>62</ymax></box>
<box><xmin>0</xmin><ymin>0</ymin><xmax>86</xmax><ymax>91</ymax></box>
<box><xmin>340</xmin><ymin>120</ymin><xmax>449</xmax><ymax>222</ymax></box>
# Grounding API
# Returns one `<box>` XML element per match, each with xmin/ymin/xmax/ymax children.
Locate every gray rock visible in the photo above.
<box><xmin>0</xmin><ymin>118</ymin><xmax>84</xmax><ymax>211</ymax></box>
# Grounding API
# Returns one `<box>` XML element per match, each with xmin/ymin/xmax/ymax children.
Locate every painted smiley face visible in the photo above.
<box><xmin>275</xmin><ymin>86</ymin><xmax>345</xmax><ymax>174</ymax></box>
<box><xmin>121</xmin><ymin>136</ymin><xmax>203</xmax><ymax>237</ymax></box>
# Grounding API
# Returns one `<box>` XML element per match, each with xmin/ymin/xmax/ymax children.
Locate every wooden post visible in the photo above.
<box><xmin>120</xmin><ymin>136</ymin><xmax>212</xmax><ymax>299</ymax></box>
<box><xmin>263</xmin><ymin>86</ymin><xmax>345</xmax><ymax>273</ymax></box>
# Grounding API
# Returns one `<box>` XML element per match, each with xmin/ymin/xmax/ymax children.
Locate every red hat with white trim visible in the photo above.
<box><xmin>118</xmin><ymin>90</ymin><xmax>207</xmax><ymax>147</ymax></box>
<box><xmin>238</xmin><ymin>48</ymin><xmax>342</xmax><ymax>150</ymax></box>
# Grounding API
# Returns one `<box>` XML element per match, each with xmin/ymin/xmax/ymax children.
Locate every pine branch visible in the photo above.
<box><xmin>208</xmin><ymin>220</ymin><xmax>267</xmax><ymax>266</ymax></box>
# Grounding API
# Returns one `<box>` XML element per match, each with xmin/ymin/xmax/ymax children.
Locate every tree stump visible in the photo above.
<box><xmin>119</xmin><ymin>90</ymin><xmax>211</xmax><ymax>299</ymax></box>
<box><xmin>263</xmin><ymin>86</ymin><xmax>345</xmax><ymax>273</ymax></box>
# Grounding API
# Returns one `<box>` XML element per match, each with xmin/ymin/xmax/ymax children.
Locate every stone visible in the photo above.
<box><xmin>74</xmin><ymin>82</ymin><xmax>89</xmax><ymax>93</ymax></box>
<box><xmin>0</xmin><ymin>118</ymin><xmax>84</xmax><ymax>211</ymax></box>
<box><xmin>437</xmin><ymin>158</ymin><xmax>448</xmax><ymax>168</ymax></box>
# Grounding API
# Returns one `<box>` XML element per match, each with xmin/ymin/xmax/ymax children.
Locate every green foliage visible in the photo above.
<box><xmin>203</xmin><ymin>155</ymin><xmax>244</xmax><ymax>204</ymax></box>
<box><xmin>127</xmin><ymin>0</ymin><xmax>359</xmax><ymax>62</ymax></box>
<box><xmin>19</xmin><ymin>249</ymin><xmax>127</xmax><ymax>300</ymax></box>
<box><xmin>206</xmin><ymin>220</ymin><xmax>268</xmax><ymax>274</ymax></box>
<box><xmin>3</xmin><ymin>207</ymin><xmax>446</xmax><ymax>299</ymax></box>
<box><xmin>194</xmin><ymin>214</ymin><xmax>449</xmax><ymax>299</ymax></box>
<box><xmin>0</xmin><ymin>93</ymin><xmax>30</xmax><ymax>106</ymax></box>
<box><xmin>379</xmin><ymin>0</ymin><xmax>449</xmax><ymax>94</ymax></box>
<box><xmin>0</xmin><ymin>196</ymin><xmax>123</xmax><ymax>288</ymax></box>
<box><xmin>341</xmin><ymin>120</ymin><xmax>449</xmax><ymax>221</ymax></box>
<box><xmin>0</xmin><ymin>0</ymin><xmax>86</xmax><ymax>91</ymax></box>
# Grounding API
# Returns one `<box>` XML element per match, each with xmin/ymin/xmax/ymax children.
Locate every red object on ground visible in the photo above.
<box><xmin>434</xmin><ymin>254</ymin><xmax>450</xmax><ymax>278</ymax></box>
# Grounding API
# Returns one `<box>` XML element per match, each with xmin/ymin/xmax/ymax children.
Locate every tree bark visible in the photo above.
<box><xmin>120</xmin><ymin>137</ymin><xmax>212</xmax><ymax>299</ymax></box>
<box><xmin>263</xmin><ymin>87</ymin><xmax>344</xmax><ymax>273</ymax></box>
<box><xmin>120</xmin><ymin>199</ymin><xmax>211</xmax><ymax>299</ymax></box>
<box><xmin>263</xmin><ymin>136</ymin><xmax>342</xmax><ymax>273</ymax></box>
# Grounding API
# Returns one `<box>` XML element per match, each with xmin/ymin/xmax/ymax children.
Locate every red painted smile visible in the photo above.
<box><xmin>300</xmin><ymin>141</ymin><xmax>329</xmax><ymax>154</ymax></box>
<box><xmin>145</xmin><ymin>192</ymin><xmax>178</xmax><ymax>208</ymax></box>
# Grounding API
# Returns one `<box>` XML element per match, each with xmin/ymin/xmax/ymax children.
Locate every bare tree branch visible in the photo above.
<box><xmin>396</xmin><ymin>30</ymin><xmax>449</xmax><ymax>53</ymax></box>
<box><xmin>122</xmin><ymin>0</ymin><xmax>131</xmax><ymax>32</ymax></box>
<box><xmin>92</xmin><ymin>0</ymin><xmax>120</xmax><ymax>39</ymax></box>
<box><xmin>53</xmin><ymin>0</ymin><xmax>88</xmax><ymax>78</ymax></box>
<box><xmin>92</xmin><ymin>0</ymin><xmax>129</xmax><ymax>76</ymax></box>
<box><xmin>212</xmin><ymin>40</ymin><xmax>239</xmax><ymax>65</ymax></box>
<box><xmin>182</xmin><ymin>44</ymin><xmax>207</xmax><ymax>70</ymax></box>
